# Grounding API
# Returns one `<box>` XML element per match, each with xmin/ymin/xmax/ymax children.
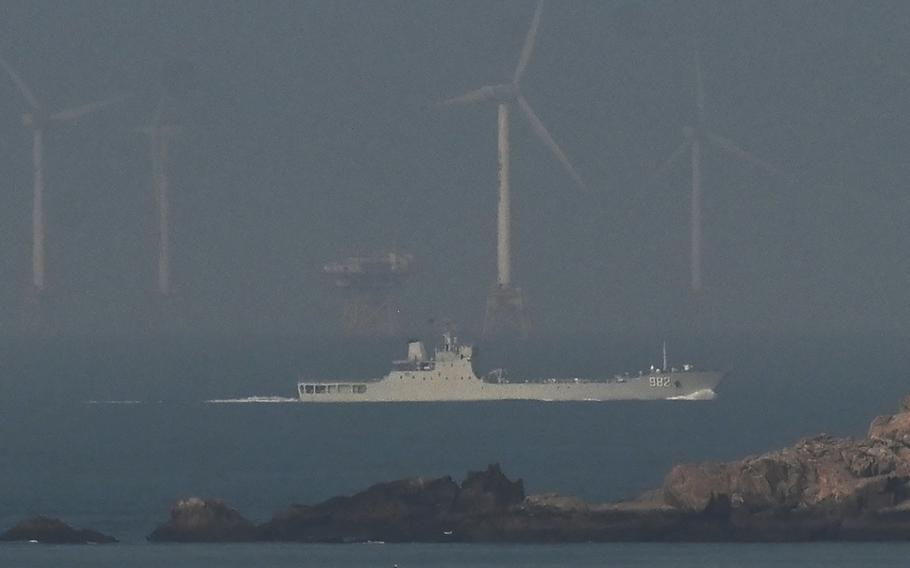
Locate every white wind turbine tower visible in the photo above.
<box><xmin>138</xmin><ymin>96</ymin><xmax>180</xmax><ymax>297</ymax></box>
<box><xmin>0</xmin><ymin>55</ymin><xmax>125</xmax><ymax>303</ymax></box>
<box><xmin>443</xmin><ymin>0</ymin><xmax>588</xmax><ymax>338</ymax></box>
<box><xmin>653</xmin><ymin>52</ymin><xmax>778</xmax><ymax>295</ymax></box>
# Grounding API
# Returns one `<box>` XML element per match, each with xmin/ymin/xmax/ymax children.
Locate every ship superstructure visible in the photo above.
<box><xmin>297</xmin><ymin>334</ymin><xmax>722</xmax><ymax>403</ymax></box>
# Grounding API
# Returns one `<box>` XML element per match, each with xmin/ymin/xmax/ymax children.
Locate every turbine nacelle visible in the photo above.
<box><xmin>21</xmin><ymin>111</ymin><xmax>52</xmax><ymax>129</ymax></box>
<box><xmin>442</xmin><ymin>83</ymin><xmax>518</xmax><ymax>106</ymax></box>
<box><xmin>442</xmin><ymin>0</ymin><xmax>588</xmax><ymax>193</ymax></box>
<box><xmin>136</xmin><ymin>123</ymin><xmax>181</xmax><ymax>137</ymax></box>
<box><xmin>479</xmin><ymin>83</ymin><xmax>519</xmax><ymax>103</ymax></box>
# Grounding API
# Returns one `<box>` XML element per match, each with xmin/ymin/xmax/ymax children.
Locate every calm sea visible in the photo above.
<box><xmin>2</xmin><ymin>542</ymin><xmax>910</xmax><ymax>568</ymax></box>
<box><xmin>0</xmin><ymin>332</ymin><xmax>908</xmax><ymax>566</ymax></box>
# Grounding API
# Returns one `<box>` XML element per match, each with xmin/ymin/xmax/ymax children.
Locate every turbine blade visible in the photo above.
<box><xmin>0</xmin><ymin>54</ymin><xmax>41</xmax><ymax>109</ymax></box>
<box><xmin>439</xmin><ymin>86</ymin><xmax>496</xmax><ymax>106</ymax></box>
<box><xmin>649</xmin><ymin>140</ymin><xmax>690</xmax><ymax>183</ymax></box>
<box><xmin>513</xmin><ymin>0</ymin><xmax>544</xmax><ymax>84</ymax></box>
<box><xmin>50</xmin><ymin>94</ymin><xmax>128</xmax><ymax>122</ymax></box>
<box><xmin>517</xmin><ymin>95</ymin><xmax>588</xmax><ymax>191</ymax></box>
<box><xmin>694</xmin><ymin>51</ymin><xmax>705</xmax><ymax>127</ymax></box>
<box><xmin>707</xmin><ymin>132</ymin><xmax>779</xmax><ymax>175</ymax></box>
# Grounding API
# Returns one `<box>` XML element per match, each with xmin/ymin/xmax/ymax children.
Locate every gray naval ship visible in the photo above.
<box><xmin>297</xmin><ymin>334</ymin><xmax>722</xmax><ymax>403</ymax></box>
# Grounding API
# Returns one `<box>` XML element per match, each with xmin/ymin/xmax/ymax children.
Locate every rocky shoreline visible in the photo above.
<box><xmin>0</xmin><ymin>517</ymin><xmax>117</xmax><ymax>544</ymax></box>
<box><xmin>9</xmin><ymin>395</ymin><xmax>910</xmax><ymax>543</ymax></box>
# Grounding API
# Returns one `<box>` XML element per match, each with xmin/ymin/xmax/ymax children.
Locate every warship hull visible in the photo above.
<box><xmin>298</xmin><ymin>372</ymin><xmax>721</xmax><ymax>403</ymax></box>
<box><xmin>298</xmin><ymin>336</ymin><xmax>722</xmax><ymax>403</ymax></box>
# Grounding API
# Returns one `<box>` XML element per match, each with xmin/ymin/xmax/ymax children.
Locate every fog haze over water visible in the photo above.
<box><xmin>4</xmin><ymin>7</ymin><xmax>910</xmax><ymax>566</ymax></box>
<box><xmin>0</xmin><ymin>1</ymin><xmax>906</xmax><ymax>336</ymax></box>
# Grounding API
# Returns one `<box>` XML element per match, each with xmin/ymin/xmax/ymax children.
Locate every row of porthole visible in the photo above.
<box><xmin>403</xmin><ymin>374</ymin><xmax>467</xmax><ymax>380</ymax></box>
<box><xmin>301</xmin><ymin>384</ymin><xmax>367</xmax><ymax>394</ymax></box>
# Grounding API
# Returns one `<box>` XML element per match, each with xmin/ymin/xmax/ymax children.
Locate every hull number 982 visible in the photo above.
<box><xmin>649</xmin><ymin>376</ymin><xmax>673</xmax><ymax>388</ymax></box>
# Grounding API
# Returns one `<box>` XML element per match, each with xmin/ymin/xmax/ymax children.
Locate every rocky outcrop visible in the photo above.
<box><xmin>260</xmin><ymin>464</ymin><xmax>521</xmax><ymax>542</ymax></box>
<box><xmin>868</xmin><ymin>396</ymin><xmax>910</xmax><ymax>444</ymax></box>
<box><xmin>148</xmin><ymin>497</ymin><xmax>259</xmax><ymax>542</ymax></box>
<box><xmin>654</xmin><ymin>396</ymin><xmax>910</xmax><ymax>540</ymax></box>
<box><xmin>453</xmin><ymin>463</ymin><xmax>524</xmax><ymax>513</ymax></box>
<box><xmin>662</xmin><ymin>435</ymin><xmax>910</xmax><ymax>515</ymax></box>
<box><xmin>261</xmin><ymin>475</ymin><xmax>460</xmax><ymax>542</ymax></box>
<box><xmin>0</xmin><ymin>517</ymin><xmax>117</xmax><ymax>544</ymax></box>
<box><xmin>148</xmin><ymin>395</ymin><xmax>910</xmax><ymax>542</ymax></box>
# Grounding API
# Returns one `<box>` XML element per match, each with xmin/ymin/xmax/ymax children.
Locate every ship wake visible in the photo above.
<box><xmin>667</xmin><ymin>389</ymin><xmax>717</xmax><ymax>401</ymax></box>
<box><xmin>205</xmin><ymin>396</ymin><xmax>299</xmax><ymax>404</ymax></box>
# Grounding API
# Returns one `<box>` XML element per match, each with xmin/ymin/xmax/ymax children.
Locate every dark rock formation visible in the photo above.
<box><xmin>148</xmin><ymin>497</ymin><xmax>258</xmax><ymax>542</ymax></box>
<box><xmin>0</xmin><ymin>516</ymin><xmax>117</xmax><ymax>544</ymax></box>
<box><xmin>453</xmin><ymin>463</ymin><xmax>524</xmax><ymax>513</ymax></box>
<box><xmin>260</xmin><ymin>464</ymin><xmax>521</xmax><ymax>542</ymax></box>
<box><xmin>149</xmin><ymin>395</ymin><xmax>910</xmax><ymax>542</ymax></box>
<box><xmin>261</xmin><ymin>474</ymin><xmax>460</xmax><ymax>542</ymax></box>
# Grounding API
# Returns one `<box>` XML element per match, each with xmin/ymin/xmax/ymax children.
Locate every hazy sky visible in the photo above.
<box><xmin>0</xmin><ymin>0</ymin><xmax>908</xmax><ymax>336</ymax></box>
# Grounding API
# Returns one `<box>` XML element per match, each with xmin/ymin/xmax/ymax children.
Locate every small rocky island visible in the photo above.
<box><xmin>148</xmin><ymin>497</ymin><xmax>259</xmax><ymax>542</ymax></box>
<box><xmin>0</xmin><ymin>517</ymin><xmax>117</xmax><ymax>544</ymax></box>
<box><xmin>148</xmin><ymin>395</ymin><xmax>910</xmax><ymax>542</ymax></box>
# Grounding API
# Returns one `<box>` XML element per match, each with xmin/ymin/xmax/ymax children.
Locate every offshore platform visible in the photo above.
<box><xmin>323</xmin><ymin>252</ymin><xmax>414</xmax><ymax>336</ymax></box>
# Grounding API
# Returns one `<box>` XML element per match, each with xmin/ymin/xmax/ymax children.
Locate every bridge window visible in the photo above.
<box><xmin>353</xmin><ymin>384</ymin><xmax>367</xmax><ymax>394</ymax></box>
<box><xmin>315</xmin><ymin>385</ymin><xmax>326</xmax><ymax>394</ymax></box>
<box><xmin>304</xmin><ymin>385</ymin><xmax>315</xmax><ymax>394</ymax></box>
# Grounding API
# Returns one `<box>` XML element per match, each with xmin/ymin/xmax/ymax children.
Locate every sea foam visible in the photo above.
<box><xmin>204</xmin><ymin>396</ymin><xmax>299</xmax><ymax>404</ymax></box>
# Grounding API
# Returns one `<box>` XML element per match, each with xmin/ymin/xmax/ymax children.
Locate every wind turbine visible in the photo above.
<box><xmin>652</xmin><ymin>52</ymin><xmax>778</xmax><ymax>295</ymax></box>
<box><xmin>442</xmin><ymin>0</ymin><xmax>588</xmax><ymax>337</ymax></box>
<box><xmin>0</xmin><ymin>55</ymin><xmax>125</xmax><ymax>302</ymax></box>
<box><xmin>138</xmin><ymin>95</ymin><xmax>180</xmax><ymax>297</ymax></box>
